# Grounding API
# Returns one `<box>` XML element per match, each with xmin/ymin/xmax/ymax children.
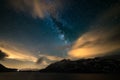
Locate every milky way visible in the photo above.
<box><xmin>46</xmin><ymin>15</ymin><xmax>70</xmax><ymax>55</ymax></box>
<box><xmin>0</xmin><ymin>0</ymin><xmax>69</xmax><ymax>70</ymax></box>
<box><xmin>9</xmin><ymin>0</ymin><xmax>70</xmax><ymax>52</ymax></box>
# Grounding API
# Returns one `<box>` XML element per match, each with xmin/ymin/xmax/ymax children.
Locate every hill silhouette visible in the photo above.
<box><xmin>0</xmin><ymin>50</ymin><xmax>16</xmax><ymax>72</ymax></box>
<box><xmin>40</xmin><ymin>58</ymin><xmax>120</xmax><ymax>73</ymax></box>
<box><xmin>0</xmin><ymin>64</ymin><xmax>16</xmax><ymax>72</ymax></box>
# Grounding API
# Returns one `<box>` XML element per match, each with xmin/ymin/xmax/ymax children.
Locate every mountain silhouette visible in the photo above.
<box><xmin>0</xmin><ymin>64</ymin><xmax>16</xmax><ymax>72</ymax></box>
<box><xmin>40</xmin><ymin>57</ymin><xmax>120</xmax><ymax>73</ymax></box>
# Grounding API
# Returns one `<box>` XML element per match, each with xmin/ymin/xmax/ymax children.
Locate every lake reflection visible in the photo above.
<box><xmin>0</xmin><ymin>72</ymin><xmax>119</xmax><ymax>80</ymax></box>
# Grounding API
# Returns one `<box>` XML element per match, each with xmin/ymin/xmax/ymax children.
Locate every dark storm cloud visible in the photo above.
<box><xmin>36</xmin><ymin>57</ymin><xmax>44</xmax><ymax>64</ymax></box>
<box><xmin>36</xmin><ymin>54</ymin><xmax>63</xmax><ymax>64</ymax></box>
<box><xmin>0</xmin><ymin>50</ymin><xmax>8</xmax><ymax>60</ymax></box>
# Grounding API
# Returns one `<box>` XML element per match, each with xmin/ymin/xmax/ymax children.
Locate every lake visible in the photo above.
<box><xmin>0</xmin><ymin>72</ymin><xmax>119</xmax><ymax>80</ymax></box>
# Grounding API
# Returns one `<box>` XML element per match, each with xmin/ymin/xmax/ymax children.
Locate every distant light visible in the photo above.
<box><xmin>17</xmin><ymin>69</ymin><xmax>20</xmax><ymax>72</ymax></box>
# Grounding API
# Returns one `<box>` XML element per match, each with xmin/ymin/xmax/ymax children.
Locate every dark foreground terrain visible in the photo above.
<box><xmin>40</xmin><ymin>58</ymin><xmax>120</xmax><ymax>73</ymax></box>
<box><xmin>0</xmin><ymin>72</ymin><xmax>119</xmax><ymax>80</ymax></box>
<box><xmin>0</xmin><ymin>64</ymin><xmax>16</xmax><ymax>72</ymax></box>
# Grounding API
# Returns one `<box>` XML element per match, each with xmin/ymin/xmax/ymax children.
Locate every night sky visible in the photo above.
<box><xmin>0</xmin><ymin>0</ymin><xmax>120</xmax><ymax>70</ymax></box>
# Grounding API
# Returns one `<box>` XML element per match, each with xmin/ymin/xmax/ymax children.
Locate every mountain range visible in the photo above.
<box><xmin>40</xmin><ymin>57</ymin><xmax>120</xmax><ymax>73</ymax></box>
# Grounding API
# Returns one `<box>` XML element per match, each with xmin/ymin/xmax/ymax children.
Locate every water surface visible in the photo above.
<box><xmin>0</xmin><ymin>72</ymin><xmax>119</xmax><ymax>80</ymax></box>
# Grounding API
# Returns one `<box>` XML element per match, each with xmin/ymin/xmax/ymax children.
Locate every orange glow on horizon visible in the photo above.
<box><xmin>68</xmin><ymin>28</ymin><xmax>120</xmax><ymax>59</ymax></box>
<box><xmin>0</xmin><ymin>42</ymin><xmax>38</xmax><ymax>62</ymax></box>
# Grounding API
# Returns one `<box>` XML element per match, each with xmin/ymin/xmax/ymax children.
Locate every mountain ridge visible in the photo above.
<box><xmin>0</xmin><ymin>64</ymin><xmax>16</xmax><ymax>72</ymax></box>
<box><xmin>39</xmin><ymin>57</ymin><xmax>120</xmax><ymax>73</ymax></box>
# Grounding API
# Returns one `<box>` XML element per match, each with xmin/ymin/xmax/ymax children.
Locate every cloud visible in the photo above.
<box><xmin>0</xmin><ymin>53</ymin><xmax>63</xmax><ymax>70</ymax></box>
<box><xmin>68</xmin><ymin>27</ymin><xmax>120</xmax><ymax>59</ymax></box>
<box><xmin>68</xmin><ymin>3</ymin><xmax>120</xmax><ymax>59</ymax></box>
<box><xmin>0</xmin><ymin>58</ymin><xmax>46</xmax><ymax>70</ymax></box>
<box><xmin>0</xmin><ymin>41</ymin><xmax>38</xmax><ymax>62</ymax></box>
<box><xmin>36</xmin><ymin>54</ymin><xmax>63</xmax><ymax>64</ymax></box>
<box><xmin>9</xmin><ymin>0</ymin><xmax>63</xmax><ymax>18</ymax></box>
<box><xmin>0</xmin><ymin>50</ymin><xmax>8</xmax><ymax>60</ymax></box>
<box><xmin>0</xmin><ymin>41</ymin><xmax>63</xmax><ymax>70</ymax></box>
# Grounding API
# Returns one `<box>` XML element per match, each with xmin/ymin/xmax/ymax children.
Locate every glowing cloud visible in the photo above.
<box><xmin>0</xmin><ymin>41</ymin><xmax>63</xmax><ymax>70</ymax></box>
<box><xmin>68</xmin><ymin>27</ymin><xmax>120</xmax><ymax>59</ymax></box>
<box><xmin>0</xmin><ymin>41</ymin><xmax>38</xmax><ymax>62</ymax></box>
<box><xmin>68</xmin><ymin>4</ymin><xmax>120</xmax><ymax>59</ymax></box>
<box><xmin>37</xmin><ymin>54</ymin><xmax>63</xmax><ymax>64</ymax></box>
